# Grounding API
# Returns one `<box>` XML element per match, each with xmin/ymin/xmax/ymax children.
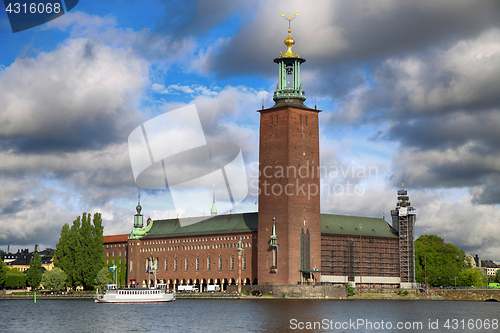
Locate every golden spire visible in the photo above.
<box><xmin>280</xmin><ymin>13</ymin><xmax>299</xmax><ymax>57</ymax></box>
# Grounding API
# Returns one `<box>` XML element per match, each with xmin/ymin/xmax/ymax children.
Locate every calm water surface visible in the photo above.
<box><xmin>0</xmin><ymin>299</ymin><xmax>498</xmax><ymax>332</ymax></box>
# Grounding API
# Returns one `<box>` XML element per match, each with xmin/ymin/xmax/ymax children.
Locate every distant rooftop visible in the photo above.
<box><xmin>103</xmin><ymin>234</ymin><xmax>130</xmax><ymax>244</ymax></box>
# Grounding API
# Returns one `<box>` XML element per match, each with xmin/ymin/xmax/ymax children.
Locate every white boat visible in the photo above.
<box><xmin>95</xmin><ymin>284</ymin><xmax>175</xmax><ymax>303</ymax></box>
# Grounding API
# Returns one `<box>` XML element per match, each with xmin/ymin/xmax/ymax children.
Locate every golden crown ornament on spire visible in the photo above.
<box><xmin>280</xmin><ymin>13</ymin><xmax>299</xmax><ymax>57</ymax></box>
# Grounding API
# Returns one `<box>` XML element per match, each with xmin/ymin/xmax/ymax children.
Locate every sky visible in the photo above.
<box><xmin>1</xmin><ymin>0</ymin><xmax>500</xmax><ymax>260</ymax></box>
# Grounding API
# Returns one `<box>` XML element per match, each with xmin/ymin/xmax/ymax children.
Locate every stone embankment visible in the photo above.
<box><xmin>0</xmin><ymin>293</ymin><xmax>95</xmax><ymax>300</ymax></box>
<box><xmin>429</xmin><ymin>289</ymin><xmax>500</xmax><ymax>301</ymax></box>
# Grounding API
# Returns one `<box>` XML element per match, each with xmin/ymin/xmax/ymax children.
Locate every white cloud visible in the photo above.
<box><xmin>0</xmin><ymin>37</ymin><xmax>147</xmax><ymax>142</ymax></box>
<box><xmin>412</xmin><ymin>191</ymin><xmax>500</xmax><ymax>259</ymax></box>
<box><xmin>152</xmin><ymin>83</ymin><xmax>220</xmax><ymax>96</ymax></box>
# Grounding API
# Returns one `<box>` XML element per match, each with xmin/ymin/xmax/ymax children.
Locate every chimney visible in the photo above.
<box><xmin>35</xmin><ymin>244</ymin><xmax>38</xmax><ymax>253</ymax></box>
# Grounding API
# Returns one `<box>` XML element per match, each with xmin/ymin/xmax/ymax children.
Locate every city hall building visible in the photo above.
<box><xmin>105</xmin><ymin>23</ymin><xmax>417</xmax><ymax>291</ymax></box>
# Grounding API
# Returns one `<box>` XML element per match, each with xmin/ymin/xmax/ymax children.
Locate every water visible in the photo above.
<box><xmin>0</xmin><ymin>299</ymin><xmax>498</xmax><ymax>332</ymax></box>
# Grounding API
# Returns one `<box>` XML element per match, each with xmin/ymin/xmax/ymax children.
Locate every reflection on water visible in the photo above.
<box><xmin>0</xmin><ymin>299</ymin><xmax>498</xmax><ymax>332</ymax></box>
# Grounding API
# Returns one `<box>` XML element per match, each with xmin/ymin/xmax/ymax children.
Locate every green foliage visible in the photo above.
<box><xmin>5</xmin><ymin>274</ymin><xmax>27</xmax><ymax>288</ymax></box>
<box><xmin>346</xmin><ymin>283</ymin><xmax>355</xmax><ymax>296</ymax></box>
<box><xmin>0</xmin><ymin>259</ymin><xmax>6</xmax><ymax>287</ymax></box>
<box><xmin>27</xmin><ymin>252</ymin><xmax>43</xmax><ymax>289</ymax></box>
<box><xmin>55</xmin><ymin>212</ymin><xmax>105</xmax><ymax>290</ymax></box>
<box><xmin>242</xmin><ymin>288</ymin><xmax>247</xmax><ymax>295</ymax></box>
<box><xmin>5</xmin><ymin>267</ymin><xmax>24</xmax><ymax>274</ymax></box>
<box><xmin>397</xmin><ymin>290</ymin><xmax>409</xmax><ymax>296</ymax></box>
<box><xmin>495</xmin><ymin>269</ymin><xmax>500</xmax><ymax>284</ymax></box>
<box><xmin>94</xmin><ymin>267</ymin><xmax>112</xmax><ymax>290</ymax></box>
<box><xmin>106</xmin><ymin>255</ymin><xmax>127</xmax><ymax>287</ymax></box>
<box><xmin>458</xmin><ymin>268</ymin><xmax>484</xmax><ymax>287</ymax></box>
<box><xmin>415</xmin><ymin>234</ymin><xmax>465</xmax><ymax>287</ymax></box>
<box><xmin>42</xmin><ymin>267</ymin><xmax>67</xmax><ymax>292</ymax></box>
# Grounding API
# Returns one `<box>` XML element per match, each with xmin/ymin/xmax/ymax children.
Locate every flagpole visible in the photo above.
<box><xmin>149</xmin><ymin>254</ymin><xmax>152</xmax><ymax>288</ymax></box>
<box><xmin>109</xmin><ymin>264</ymin><xmax>118</xmax><ymax>287</ymax></box>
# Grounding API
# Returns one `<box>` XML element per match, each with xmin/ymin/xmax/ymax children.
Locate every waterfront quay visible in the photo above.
<box><xmin>2</xmin><ymin>289</ymin><xmax>499</xmax><ymax>301</ymax></box>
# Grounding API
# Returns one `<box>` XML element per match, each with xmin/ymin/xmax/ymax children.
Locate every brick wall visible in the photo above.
<box><xmin>127</xmin><ymin>232</ymin><xmax>257</xmax><ymax>288</ymax></box>
<box><xmin>258</xmin><ymin>102</ymin><xmax>321</xmax><ymax>285</ymax></box>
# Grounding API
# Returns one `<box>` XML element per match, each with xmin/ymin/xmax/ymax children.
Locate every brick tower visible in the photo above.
<box><xmin>257</xmin><ymin>15</ymin><xmax>321</xmax><ymax>285</ymax></box>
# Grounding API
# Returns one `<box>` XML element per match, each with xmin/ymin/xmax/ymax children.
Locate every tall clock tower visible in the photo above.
<box><xmin>257</xmin><ymin>16</ymin><xmax>321</xmax><ymax>285</ymax></box>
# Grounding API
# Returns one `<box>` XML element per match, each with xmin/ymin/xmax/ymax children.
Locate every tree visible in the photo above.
<box><xmin>458</xmin><ymin>267</ymin><xmax>484</xmax><ymax>287</ymax></box>
<box><xmin>42</xmin><ymin>267</ymin><xmax>67</xmax><ymax>292</ymax></box>
<box><xmin>27</xmin><ymin>252</ymin><xmax>43</xmax><ymax>290</ymax></box>
<box><xmin>0</xmin><ymin>259</ymin><xmax>7</xmax><ymax>287</ymax></box>
<box><xmin>94</xmin><ymin>267</ymin><xmax>112</xmax><ymax>290</ymax></box>
<box><xmin>415</xmin><ymin>234</ymin><xmax>465</xmax><ymax>287</ymax></box>
<box><xmin>107</xmin><ymin>255</ymin><xmax>127</xmax><ymax>287</ymax></box>
<box><xmin>5</xmin><ymin>267</ymin><xmax>27</xmax><ymax>288</ymax></box>
<box><xmin>5</xmin><ymin>274</ymin><xmax>27</xmax><ymax>288</ymax></box>
<box><xmin>81</xmin><ymin>213</ymin><xmax>105</xmax><ymax>289</ymax></box>
<box><xmin>495</xmin><ymin>269</ymin><xmax>500</xmax><ymax>284</ymax></box>
<box><xmin>55</xmin><ymin>212</ymin><xmax>105</xmax><ymax>290</ymax></box>
<box><xmin>54</xmin><ymin>222</ymin><xmax>75</xmax><ymax>286</ymax></box>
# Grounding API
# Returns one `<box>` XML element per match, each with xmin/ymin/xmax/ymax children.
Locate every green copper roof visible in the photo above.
<box><xmin>141</xmin><ymin>212</ymin><xmax>397</xmax><ymax>239</ymax></box>
<box><xmin>142</xmin><ymin>213</ymin><xmax>258</xmax><ymax>238</ymax></box>
<box><xmin>321</xmin><ymin>214</ymin><xmax>398</xmax><ymax>239</ymax></box>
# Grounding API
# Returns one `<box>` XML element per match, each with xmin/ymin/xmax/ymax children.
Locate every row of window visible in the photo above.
<box><xmin>139</xmin><ymin>242</ymin><xmax>253</xmax><ymax>253</ymax></box>
<box><xmin>105</xmin><ymin>243</ymin><xmax>125</xmax><ymax>248</ymax></box>
<box><xmin>106</xmin><ymin>235</ymin><xmax>257</xmax><ymax>252</ymax></box>
<box><xmin>117</xmin><ymin>290</ymin><xmax>161</xmax><ymax>295</ymax></box>
<box><xmin>130</xmin><ymin>255</ymin><xmax>247</xmax><ymax>273</ymax></box>
<box><xmin>107</xmin><ymin>251</ymin><xmax>126</xmax><ymax>257</ymax></box>
<box><xmin>140</xmin><ymin>235</ymin><xmax>254</xmax><ymax>246</ymax></box>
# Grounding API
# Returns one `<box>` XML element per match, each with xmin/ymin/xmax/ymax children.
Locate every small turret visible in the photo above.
<box><xmin>130</xmin><ymin>187</ymin><xmax>146</xmax><ymax>239</ymax></box>
<box><xmin>134</xmin><ymin>187</ymin><xmax>143</xmax><ymax>228</ymax></box>
<box><xmin>210</xmin><ymin>184</ymin><xmax>217</xmax><ymax>216</ymax></box>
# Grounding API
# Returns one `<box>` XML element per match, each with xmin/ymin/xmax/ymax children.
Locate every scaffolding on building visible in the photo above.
<box><xmin>391</xmin><ymin>188</ymin><xmax>417</xmax><ymax>286</ymax></box>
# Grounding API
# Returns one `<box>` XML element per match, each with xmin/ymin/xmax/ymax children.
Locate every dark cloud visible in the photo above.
<box><xmin>332</xmin><ymin>0</ymin><xmax>500</xmax><ymax>62</ymax></box>
<box><xmin>155</xmin><ymin>0</ymin><xmax>257</xmax><ymax>39</ymax></box>
<box><xmin>387</xmin><ymin>110</ymin><xmax>500</xmax><ymax>150</ymax></box>
<box><xmin>472</xmin><ymin>175</ymin><xmax>500</xmax><ymax>204</ymax></box>
<box><xmin>208</xmin><ymin>1</ymin><xmax>500</xmax><ymax>78</ymax></box>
